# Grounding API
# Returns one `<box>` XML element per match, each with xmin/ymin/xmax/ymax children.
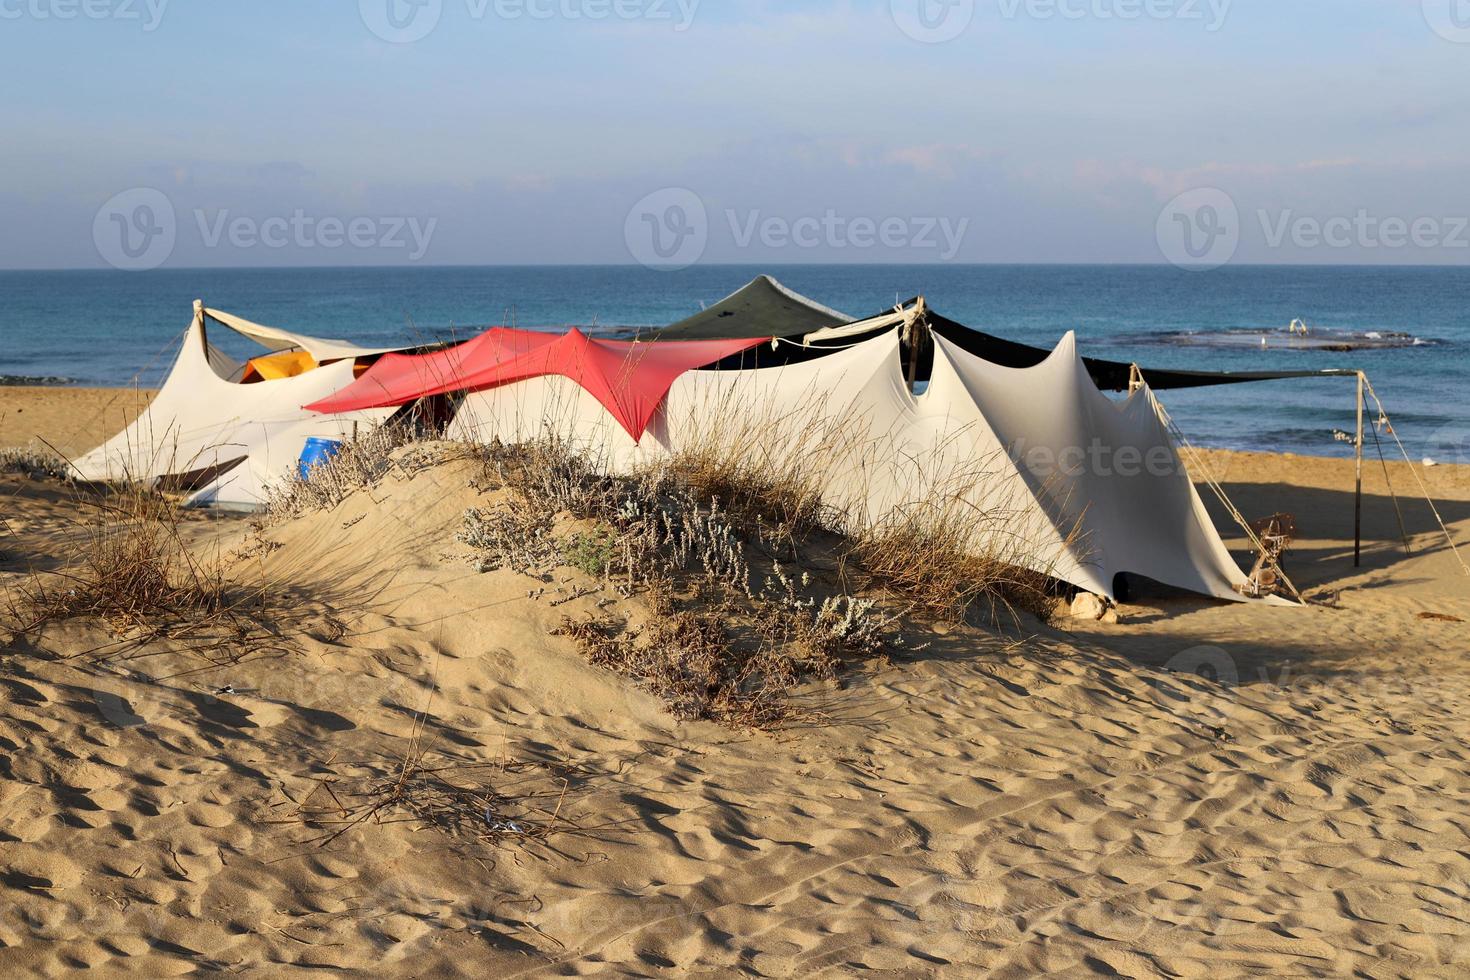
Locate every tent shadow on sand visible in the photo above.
<box><xmin>1057</xmin><ymin>472</ymin><xmax>1470</xmax><ymax>692</ymax></box>
<box><xmin>1200</xmin><ymin>480</ymin><xmax>1470</xmax><ymax>587</ymax></box>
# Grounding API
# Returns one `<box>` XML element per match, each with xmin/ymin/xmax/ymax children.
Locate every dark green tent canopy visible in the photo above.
<box><xmin>656</xmin><ymin>275</ymin><xmax>851</xmax><ymax>340</ymax></box>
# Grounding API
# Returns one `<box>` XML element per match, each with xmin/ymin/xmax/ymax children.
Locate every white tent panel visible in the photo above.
<box><xmin>932</xmin><ymin>333</ymin><xmax>1266</xmax><ymax>602</ymax></box>
<box><xmin>185</xmin><ymin>410</ymin><xmax>393</xmax><ymax>510</ymax></box>
<box><xmin>71</xmin><ymin>305</ymin><xmax>395</xmax><ymax>508</ymax></box>
<box><xmin>202</xmin><ymin>307</ymin><xmax>401</xmax><ymax>362</ymax></box>
<box><xmin>449</xmin><ymin>373</ymin><xmax>655</xmax><ymax>471</ymax></box>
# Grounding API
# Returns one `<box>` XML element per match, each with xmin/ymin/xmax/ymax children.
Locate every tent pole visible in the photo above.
<box><xmin>194</xmin><ymin>299</ymin><xmax>208</xmax><ymax>351</ymax></box>
<box><xmin>1354</xmin><ymin>370</ymin><xmax>1364</xmax><ymax>567</ymax></box>
<box><xmin>905</xmin><ymin>305</ymin><xmax>926</xmax><ymax>390</ymax></box>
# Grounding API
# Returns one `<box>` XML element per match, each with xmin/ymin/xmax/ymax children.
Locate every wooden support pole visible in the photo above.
<box><xmin>1354</xmin><ymin>370</ymin><xmax>1364</xmax><ymax>567</ymax></box>
<box><xmin>194</xmin><ymin>298</ymin><xmax>208</xmax><ymax>351</ymax></box>
<box><xmin>905</xmin><ymin>307</ymin><xmax>925</xmax><ymax>391</ymax></box>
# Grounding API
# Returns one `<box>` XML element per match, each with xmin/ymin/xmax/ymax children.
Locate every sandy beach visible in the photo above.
<box><xmin>0</xmin><ymin>387</ymin><xmax>156</xmax><ymax>461</ymax></box>
<box><xmin>3</xmin><ymin>388</ymin><xmax>1468</xmax><ymax>977</ymax></box>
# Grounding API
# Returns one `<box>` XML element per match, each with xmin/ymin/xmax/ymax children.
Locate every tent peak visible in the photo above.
<box><xmin>656</xmin><ymin>275</ymin><xmax>851</xmax><ymax>340</ymax></box>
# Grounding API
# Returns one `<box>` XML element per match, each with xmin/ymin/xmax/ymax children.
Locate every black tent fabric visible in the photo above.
<box><xmin>656</xmin><ymin>275</ymin><xmax>851</xmax><ymax>340</ymax></box>
<box><xmin>922</xmin><ymin>312</ymin><xmax>1358</xmax><ymax>391</ymax></box>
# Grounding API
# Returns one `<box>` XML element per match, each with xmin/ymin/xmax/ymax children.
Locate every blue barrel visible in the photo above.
<box><xmin>298</xmin><ymin>437</ymin><xmax>344</xmax><ymax>480</ymax></box>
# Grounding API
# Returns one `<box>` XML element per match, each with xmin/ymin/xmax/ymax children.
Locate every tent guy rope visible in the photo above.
<box><xmin>1361</xmin><ymin>373</ymin><xmax>1470</xmax><ymax>578</ymax></box>
<box><xmin>1146</xmin><ymin>382</ymin><xmax>1305</xmax><ymax>602</ymax></box>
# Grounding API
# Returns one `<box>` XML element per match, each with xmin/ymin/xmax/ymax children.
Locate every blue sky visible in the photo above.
<box><xmin>2</xmin><ymin>0</ymin><xmax>1468</xmax><ymax>268</ymax></box>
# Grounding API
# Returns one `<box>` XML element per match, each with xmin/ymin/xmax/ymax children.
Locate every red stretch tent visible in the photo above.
<box><xmin>308</xmin><ymin>327</ymin><xmax>766</xmax><ymax>440</ymax></box>
<box><xmin>306</xmin><ymin>327</ymin><xmax>556</xmax><ymax>415</ymax></box>
<box><xmin>458</xmin><ymin>329</ymin><xmax>766</xmax><ymax>440</ymax></box>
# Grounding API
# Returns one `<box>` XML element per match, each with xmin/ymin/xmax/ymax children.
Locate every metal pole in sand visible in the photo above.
<box><xmin>1355</xmin><ymin>370</ymin><xmax>1364</xmax><ymax>567</ymax></box>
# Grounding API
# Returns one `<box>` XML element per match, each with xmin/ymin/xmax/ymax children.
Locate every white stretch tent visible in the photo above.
<box><xmin>71</xmin><ymin>302</ymin><xmax>397</xmax><ymax>510</ymax></box>
<box><xmin>449</xmin><ymin>328</ymin><xmax>1276</xmax><ymax>603</ymax></box>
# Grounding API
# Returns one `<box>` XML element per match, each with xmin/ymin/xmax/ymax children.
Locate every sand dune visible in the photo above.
<box><xmin>1</xmin><ymin>396</ymin><xmax>1468</xmax><ymax>976</ymax></box>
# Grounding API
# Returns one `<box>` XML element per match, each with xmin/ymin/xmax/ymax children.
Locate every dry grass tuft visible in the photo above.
<box><xmin>662</xmin><ymin>394</ymin><xmax>857</xmax><ymax>545</ymax></box>
<box><xmin>657</xmin><ymin>396</ymin><xmax>1072</xmax><ymax>624</ymax></box>
<box><xmin>272</xmin><ymin>701</ymin><xmax>609</xmax><ymax>857</ymax></box>
<box><xmin>849</xmin><ymin>497</ymin><xmax>1066</xmax><ymax>625</ymax></box>
<box><xmin>3</xmin><ymin>480</ymin><xmax>306</xmax><ymax>668</ymax></box>
<box><xmin>279</xmin><ymin>746</ymin><xmax>596</xmax><ymax>853</ymax></box>
<box><xmin>669</xmin><ymin>443</ymin><xmax>834</xmax><ymax>545</ymax></box>
<box><xmin>8</xmin><ymin>484</ymin><xmax>229</xmax><ymax>637</ymax></box>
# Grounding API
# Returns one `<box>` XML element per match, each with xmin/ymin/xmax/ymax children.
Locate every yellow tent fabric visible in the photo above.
<box><xmin>243</xmin><ymin>350</ymin><xmax>318</xmax><ymax>382</ymax></box>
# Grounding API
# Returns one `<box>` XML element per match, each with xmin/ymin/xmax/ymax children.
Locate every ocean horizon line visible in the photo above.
<box><xmin>5</xmin><ymin>261</ymin><xmax>1470</xmax><ymax>275</ymax></box>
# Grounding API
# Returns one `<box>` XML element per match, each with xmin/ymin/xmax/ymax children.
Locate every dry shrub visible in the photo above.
<box><xmin>757</xmin><ymin>562</ymin><xmax>886</xmax><ymax>666</ymax></box>
<box><xmin>555</xmin><ymin>566</ymin><xmax>888</xmax><ymax>730</ymax></box>
<box><xmin>458</xmin><ymin>506</ymin><xmax>559</xmax><ymax>577</ymax></box>
<box><xmin>605</xmin><ymin>476</ymin><xmax>750</xmax><ymax>594</ymax></box>
<box><xmin>556</xmin><ymin>610</ymin><xmax>824</xmax><ymax>729</ymax></box>
<box><xmin>466</xmin><ymin>436</ymin><xmax>753</xmax><ymax>595</ymax></box>
<box><xmin>1</xmin><ymin>445</ymin><xmax>70</xmax><ymax>481</ymax></box>
<box><xmin>460</xmin><ymin>436</ymin><xmax>889</xmax><ymax>728</ymax></box>
<box><xmin>458</xmin><ymin>421</ymin><xmax>1077</xmax><ymax>725</ymax></box>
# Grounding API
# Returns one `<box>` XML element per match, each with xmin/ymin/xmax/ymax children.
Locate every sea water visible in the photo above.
<box><xmin>2</xmin><ymin>264</ymin><xmax>1466</xmax><ymax>460</ymax></box>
